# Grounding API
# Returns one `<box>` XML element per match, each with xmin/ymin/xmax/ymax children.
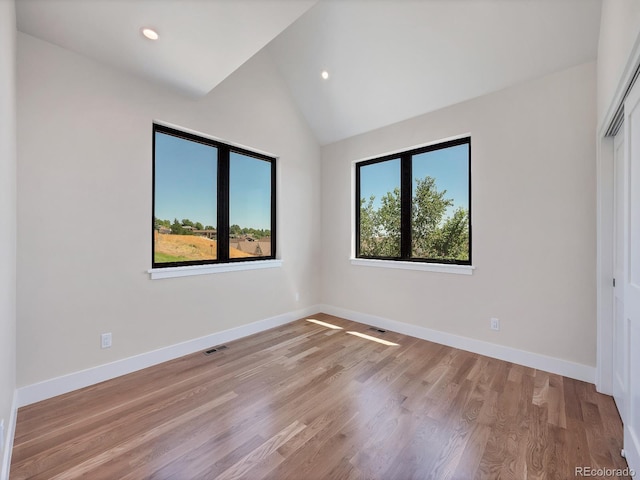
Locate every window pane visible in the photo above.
<box><xmin>229</xmin><ymin>152</ymin><xmax>272</xmax><ymax>258</ymax></box>
<box><xmin>359</xmin><ymin>159</ymin><xmax>401</xmax><ymax>257</ymax></box>
<box><xmin>411</xmin><ymin>143</ymin><xmax>469</xmax><ymax>261</ymax></box>
<box><xmin>154</xmin><ymin>132</ymin><xmax>217</xmax><ymax>264</ymax></box>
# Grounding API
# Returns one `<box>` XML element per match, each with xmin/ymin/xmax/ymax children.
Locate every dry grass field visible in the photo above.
<box><xmin>154</xmin><ymin>233</ymin><xmax>253</xmax><ymax>263</ymax></box>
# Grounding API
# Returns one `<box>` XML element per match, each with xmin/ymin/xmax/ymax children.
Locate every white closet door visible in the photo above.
<box><xmin>622</xmin><ymin>78</ymin><xmax>640</xmax><ymax>473</ymax></box>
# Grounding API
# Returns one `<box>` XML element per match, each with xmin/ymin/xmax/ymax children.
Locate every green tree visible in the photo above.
<box><xmin>377</xmin><ymin>188</ymin><xmax>401</xmax><ymax>256</ymax></box>
<box><xmin>411</xmin><ymin>176</ymin><xmax>453</xmax><ymax>258</ymax></box>
<box><xmin>154</xmin><ymin>218</ymin><xmax>171</xmax><ymax>230</ymax></box>
<box><xmin>194</xmin><ymin>222</ymin><xmax>204</xmax><ymax>230</ymax></box>
<box><xmin>432</xmin><ymin>207</ymin><xmax>469</xmax><ymax>261</ymax></box>
<box><xmin>358</xmin><ymin>188</ymin><xmax>401</xmax><ymax>257</ymax></box>
<box><xmin>359</xmin><ymin>195</ymin><xmax>378</xmax><ymax>255</ymax></box>
<box><xmin>359</xmin><ymin>176</ymin><xmax>468</xmax><ymax>261</ymax></box>
<box><xmin>170</xmin><ymin>218</ymin><xmax>185</xmax><ymax>235</ymax></box>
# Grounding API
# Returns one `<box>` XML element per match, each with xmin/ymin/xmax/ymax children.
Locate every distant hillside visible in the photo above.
<box><xmin>154</xmin><ymin>233</ymin><xmax>253</xmax><ymax>263</ymax></box>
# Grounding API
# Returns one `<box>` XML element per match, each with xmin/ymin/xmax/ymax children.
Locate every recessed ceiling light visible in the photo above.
<box><xmin>141</xmin><ymin>28</ymin><xmax>159</xmax><ymax>41</ymax></box>
<box><xmin>321</xmin><ymin>70</ymin><xmax>329</xmax><ymax>80</ymax></box>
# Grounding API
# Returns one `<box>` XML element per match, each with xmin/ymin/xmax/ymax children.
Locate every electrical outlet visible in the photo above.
<box><xmin>490</xmin><ymin>318</ymin><xmax>500</xmax><ymax>331</ymax></box>
<box><xmin>0</xmin><ymin>418</ymin><xmax>4</xmax><ymax>454</ymax></box>
<box><xmin>101</xmin><ymin>332</ymin><xmax>112</xmax><ymax>349</ymax></box>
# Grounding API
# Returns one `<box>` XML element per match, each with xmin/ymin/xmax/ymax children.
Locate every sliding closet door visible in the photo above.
<box><xmin>622</xmin><ymin>79</ymin><xmax>640</xmax><ymax>472</ymax></box>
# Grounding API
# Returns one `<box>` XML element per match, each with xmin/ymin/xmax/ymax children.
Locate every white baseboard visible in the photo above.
<box><xmin>17</xmin><ymin>305</ymin><xmax>321</xmax><ymax>407</ymax></box>
<box><xmin>16</xmin><ymin>302</ymin><xmax>597</xmax><ymax>409</ymax></box>
<box><xmin>318</xmin><ymin>304</ymin><xmax>596</xmax><ymax>383</ymax></box>
<box><xmin>1</xmin><ymin>390</ymin><xmax>18</xmax><ymax>480</ymax></box>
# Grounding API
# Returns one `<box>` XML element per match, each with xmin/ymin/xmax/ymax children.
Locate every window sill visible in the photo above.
<box><xmin>148</xmin><ymin>259</ymin><xmax>283</xmax><ymax>280</ymax></box>
<box><xmin>350</xmin><ymin>258</ymin><xmax>474</xmax><ymax>275</ymax></box>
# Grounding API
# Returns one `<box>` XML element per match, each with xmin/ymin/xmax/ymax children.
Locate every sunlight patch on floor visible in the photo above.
<box><xmin>306</xmin><ymin>318</ymin><xmax>344</xmax><ymax>330</ymax></box>
<box><xmin>346</xmin><ymin>331</ymin><xmax>399</xmax><ymax>346</ymax></box>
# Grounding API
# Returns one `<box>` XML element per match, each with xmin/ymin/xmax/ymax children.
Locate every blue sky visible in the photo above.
<box><xmin>360</xmin><ymin>143</ymin><xmax>469</xmax><ymax>218</ymax></box>
<box><xmin>229</xmin><ymin>152</ymin><xmax>271</xmax><ymax>230</ymax></box>
<box><xmin>360</xmin><ymin>158</ymin><xmax>401</xmax><ymax>207</ymax></box>
<box><xmin>155</xmin><ymin>133</ymin><xmax>272</xmax><ymax>230</ymax></box>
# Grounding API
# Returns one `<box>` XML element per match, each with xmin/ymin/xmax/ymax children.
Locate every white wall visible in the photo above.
<box><xmin>597</xmin><ymin>0</ymin><xmax>640</xmax><ymax>127</ymax></box>
<box><xmin>321</xmin><ymin>62</ymin><xmax>597</xmax><ymax>368</ymax></box>
<box><xmin>17</xmin><ymin>33</ymin><xmax>322</xmax><ymax>386</ymax></box>
<box><xmin>0</xmin><ymin>0</ymin><xmax>17</xmax><ymax>465</ymax></box>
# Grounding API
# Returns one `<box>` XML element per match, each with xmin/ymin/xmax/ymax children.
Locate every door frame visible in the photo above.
<box><xmin>597</xmin><ymin>34</ymin><xmax>640</xmax><ymax>394</ymax></box>
<box><xmin>612</xmin><ymin>130</ymin><xmax>626</xmax><ymax>421</ymax></box>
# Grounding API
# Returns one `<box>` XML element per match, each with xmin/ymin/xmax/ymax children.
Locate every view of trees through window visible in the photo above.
<box><xmin>357</xmin><ymin>138</ymin><xmax>470</xmax><ymax>264</ymax></box>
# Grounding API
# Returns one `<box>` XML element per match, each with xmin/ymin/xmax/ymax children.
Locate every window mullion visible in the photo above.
<box><xmin>218</xmin><ymin>148</ymin><xmax>230</xmax><ymax>263</ymax></box>
<box><xmin>400</xmin><ymin>154</ymin><xmax>412</xmax><ymax>259</ymax></box>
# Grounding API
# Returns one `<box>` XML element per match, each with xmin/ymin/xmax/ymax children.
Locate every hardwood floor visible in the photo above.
<box><xmin>10</xmin><ymin>314</ymin><xmax>631</xmax><ymax>479</ymax></box>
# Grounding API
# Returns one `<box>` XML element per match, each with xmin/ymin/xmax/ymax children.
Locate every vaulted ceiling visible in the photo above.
<box><xmin>16</xmin><ymin>0</ymin><xmax>602</xmax><ymax>145</ymax></box>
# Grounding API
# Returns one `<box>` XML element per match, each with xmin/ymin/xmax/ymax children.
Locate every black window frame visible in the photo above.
<box><xmin>152</xmin><ymin>124</ymin><xmax>277</xmax><ymax>268</ymax></box>
<box><xmin>355</xmin><ymin>136</ymin><xmax>471</xmax><ymax>265</ymax></box>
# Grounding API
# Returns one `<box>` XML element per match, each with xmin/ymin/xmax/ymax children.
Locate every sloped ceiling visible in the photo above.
<box><xmin>16</xmin><ymin>0</ymin><xmax>318</xmax><ymax>96</ymax></box>
<box><xmin>16</xmin><ymin>0</ymin><xmax>602</xmax><ymax>145</ymax></box>
<box><xmin>267</xmin><ymin>0</ymin><xmax>602</xmax><ymax>144</ymax></box>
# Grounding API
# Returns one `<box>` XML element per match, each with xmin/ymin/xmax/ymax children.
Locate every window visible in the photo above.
<box><xmin>153</xmin><ymin>124</ymin><xmax>276</xmax><ymax>268</ymax></box>
<box><xmin>356</xmin><ymin>137</ymin><xmax>470</xmax><ymax>265</ymax></box>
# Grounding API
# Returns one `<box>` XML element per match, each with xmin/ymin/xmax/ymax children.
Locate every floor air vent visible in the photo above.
<box><xmin>368</xmin><ymin>327</ymin><xmax>387</xmax><ymax>334</ymax></box>
<box><xmin>204</xmin><ymin>345</ymin><xmax>228</xmax><ymax>355</ymax></box>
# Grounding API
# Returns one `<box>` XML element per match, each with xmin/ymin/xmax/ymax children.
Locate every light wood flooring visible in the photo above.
<box><xmin>10</xmin><ymin>313</ymin><xmax>631</xmax><ymax>479</ymax></box>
